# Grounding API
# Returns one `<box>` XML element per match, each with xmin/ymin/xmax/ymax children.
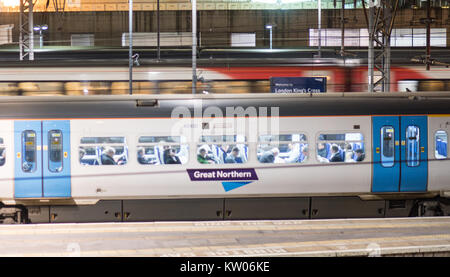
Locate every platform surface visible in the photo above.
<box><xmin>1</xmin><ymin>217</ymin><xmax>450</xmax><ymax>257</ymax></box>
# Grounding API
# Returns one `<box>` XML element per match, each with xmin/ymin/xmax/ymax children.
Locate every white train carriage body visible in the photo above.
<box><xmin>0</xmin><ymin>93</ymin><xmax>449</xmax><ymax>208</ymax></box>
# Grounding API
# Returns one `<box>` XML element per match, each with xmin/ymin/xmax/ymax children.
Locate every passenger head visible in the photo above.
<box><xmin>318</xmin><ymin>143</ymin><xmax>325</xmax><ymax>149</ymax></box>
<box><xmin>355</xmin><ymin>149</ymin><xmax>364</xmax><ymax>157</ymax></box>
<box><xmin>331</xmin><ymin>145</ymin><xmax>339</xmax><ymax>153</ymax></box>
<box><xmin>137</xmin><ymin>147</ymin><xmax>145</xmax><ymax>157</ymax></box>
<box><xmin>199</xmin><ymin>148</ymin><xmax>207</xmax><ymax>157</ymax></box>
<box><xmin>346</xmin><ymin>144</ymin><xmax>352</xmax><ymax>151</ymax></box>
<box><xmin>79</xmin><ymin>148</ymin><xmax>86</xmax><ymax>160</ymax></box>
<box><xmin>271</xmin><ymin>148</ymin><xmax>280</xmax><ymax>157</ymax></box>
<box><xmin>104</xmin><ymin>147</ymin><xmax>115</xmax><ymax>158</ymax></box>
<box><xmin>169</xmin><ymin>148</ymin><xmax>177</xmax><ymax>157</ymax></box>
<box><xmin>231</xmin><ymin>147</ymin><xmax>240</xmax><ymax>157</ymax></box>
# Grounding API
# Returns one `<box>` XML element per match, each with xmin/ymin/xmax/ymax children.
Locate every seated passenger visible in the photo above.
<box><xmin>329</xmin><ymin>145</ymin><xmax>343</xmax><ymax>162</ymax></box>
<box><xmin>101</xmin><ymin>147</ymin><xmax>117</xmax><ymax>165</ymax></box>
<box><xmin>0</xmin><ymin>150</ymin><xmax>5</xmax><ymax>166</ymax></box>
<box><xmin>285</xmin><ymin>143</ymin><xmax>300</xmax><ymax>163</ymax></box>
<box><xmin>79</xmin><ymin>148</ymin><xmax>87</xmax><ymax>165</ymax></box>
<box><xmin>344</xmin><ymin>144</ymin><xmax>354</xmax><ymax>162</ymax></box>
<box><xmin>259</xmin><ymin>148</ymin><xmax>279</xmax><ymax>163</ymax></box>
<box><xmin>355</xmin><ymin>149</ymin><xmax>365</xmax><ymax>162</ymax></box>
<box><xmin>317</xmin><ymin>143</ymin><xmax>327</xmax><ymax>158</ymax></box>
<box><xmin>225</xmin><ymin>147</ymin><xmax>242</xmax><ymax>164</ymax></box>
<box><xmin>137</xmin><ymin>147</ymin><xmax>151</xmax><ymax>164</ymax></box>
<box><xmin>300</xmin><ymin>147</ymin><xmax>309</xmax><ymax>162</ymax></box>
<box><xmin>197</xmin><ymin>148</ymin><xmax>215</xmax><ymax>164</ymax></box>
<box><xmin>164</xmin><ymin>148</ymin><xmax>182</xmax><ymax>164</ymax></box>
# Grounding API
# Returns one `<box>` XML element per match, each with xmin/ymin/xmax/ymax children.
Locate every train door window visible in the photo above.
<box><xmin>48</xmin><ymin>130</ymin><xmax>63</xmax><ymax>172</ymax></box>
<box><xmin>406</xmin><ymin>126</ymin><xmax>420</xmax><ymax>167</ymax></box>
<box><xmin>0</xmin><ymin>138</ymin><xmax>5</xmax><ymax>166</ymax></box>
<box><xmin>79</xmin><ymin>136</ymin><xmax>128</xmax><ymax>166</ymax></box>
<box><xmin>22</xmin><ymin>131</ymin><xmax>37</xmax><ymax>172</ymax></box>
<box><xmin>137</xmin><ymin>136</ymin><xmax>188</xmax><ymax>165</ymax></box>
<box><xmin>197</xmin><ymin>135</ymin><xmax>248</xmax><ymax>164</ymax></box>
<box><xmin>435</xmin><ymin>130</ymin><xmax>447</xmax><ymax>159</ymax></box>
<box><xmin>317</xmin><ymin>133</ymin><xmax>365</xmax><ymax>163</ymax></box>
<box><xmin>381</xmin><ymin>126</ymin><xmax>395</xmax><ymax>167</ymax></box>
<box><xmin>257</xmin><ymin>134</ymin><xmax>308</xmax><ymax>164</ymax></box>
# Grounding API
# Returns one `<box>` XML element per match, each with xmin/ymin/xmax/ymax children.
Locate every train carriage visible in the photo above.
<box><xmin>0</xmin><ymin>93</ymin><xmax>449</xmax><ymax>223</ymax></box>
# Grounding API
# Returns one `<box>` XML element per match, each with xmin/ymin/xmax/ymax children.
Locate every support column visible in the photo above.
<box><xmin>363</xmin><ymin>0</ymin><xmax>398</xmax><ymax>92</ymax></box>
<box><xmin>19</xmin><ymin>0</ymin><xmax>34</xmax><ymax>61</ymax></box>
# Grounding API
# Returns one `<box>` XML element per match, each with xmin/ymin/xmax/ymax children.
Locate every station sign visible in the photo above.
<box><xmin>270</xmin><ymin>77</ymin><xmax>327</xmax><ymax>93</ymax></box>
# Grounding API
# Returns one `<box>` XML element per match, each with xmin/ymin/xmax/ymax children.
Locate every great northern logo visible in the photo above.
<box><xmin>187</xmin><ymin>168</ymin><xmax>258</xmax><ymax>192</ymax></box>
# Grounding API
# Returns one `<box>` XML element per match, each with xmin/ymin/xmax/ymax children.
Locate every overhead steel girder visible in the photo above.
<box><xmin>363</xmin><ymin>0</ymin><xmax>399</xmax><ymax>92</ymax></box>
<box><xmin>19</xmin><ymin>0</ymin><xmax>34</xmax><ymax>61</ymax></box>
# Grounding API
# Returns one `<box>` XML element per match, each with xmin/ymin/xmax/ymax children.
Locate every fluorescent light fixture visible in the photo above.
<box><xmin>41</xmin><ymin>25</ymin><xmax>48</xmax><ymax>30</ymax></box>
<box><xmin>266</xmin><ymin>25</ymin><xmax>273</xmax><ymax>29</ymax></box>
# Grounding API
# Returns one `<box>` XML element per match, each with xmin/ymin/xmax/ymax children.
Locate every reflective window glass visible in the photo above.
<box><xmin>197</xmin><ymin>135</ymin><xmax>247</xmax><ymax>164</ymax></box>
<box><xmin>22</xmin><ymin>130</ymin><xmax>36</xmax><ymax>172</ymax></box>
<box><xmin>137</xmin><ymin>136</ymin><xmax>188</xmax><ymax>165</ymax></box>
<box><xmin>0</xmin><ymin>138</ymin><xmax>5</xmax><ymax>167</ymax></box>
<box><xmin>406</xmin><ymin>126</ymin><xmax>420</xmax><ymax>167</ymax></box>
<box><xmin>435</xmin><ymin>130</ymin><xmax>447</xmax><ymax>159</ymax></box>
<box><xmin>48</xmin><ymin>130</ymin><xmax>63</xmax><ymax>172</ymax></box>
<box><xmin>317</xmin><ymin>132</ymin><xmax>364</xmax><ymax>163</ymax></box>
<box><xmin>79</xmin><ymin>136</ymin><xmax>128</xmax><ymax>166</ymax></box>
<box><xmin>258</xmin><ymin>134</ymin><xmax>308</xmax><ymax>164</ymax></box>
<box><xmin>381</xmin><ymin>126</ymin><xmax>395</xmax><ymax>167</ymax></box>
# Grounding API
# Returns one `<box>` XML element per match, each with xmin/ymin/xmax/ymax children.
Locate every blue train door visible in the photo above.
<box><xmin>14</xmin><ymin>120</ymin><xmax>71</xmax><ymax>198</ymax></box>
<box><xmin>372</xmin><ymin>116</ymin><xmax>427</xmax><ymax>192</ymax></box>
<box><xmin>399</xmin><ymin>116</ymin><xmax>428</xmax><ymax>192</ymax></box>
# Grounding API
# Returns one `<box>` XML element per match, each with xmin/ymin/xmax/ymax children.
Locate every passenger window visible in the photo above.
<box><xmin>22</xmin><ymin>131</ymin><xmax>36</xmax><ymax>172</ymax></box>
<box><xmin>435</xmin><ymin>130</ymin><xmax>447</xmax><ymax>159</ymax></box>
<box><xmin>0</xmin><ymin>137</ymin><xmax>5</xmax><ymax>167</ymax></box>
<box><xmin>317</xmin><ymin>133</ymin><xmax>365</xmax><ymax>163</ymax></box>
<box><xmin>137</xmin><ymin>136</ymin><xmax>188</xmax><ymax>165</ymax></box>
<box><xmin>197</xmin><ymin>135</ymin><xmax>248</xmax><ymax>164</ymax></box>
<box><xmin>258</xmin><ymin>134</ymin><xmax>308</xmax><ymax>164</ymax></box>
<box><xmin>79</xmin><ymin>137</ymin><xmax>128</xmax><ymax>166</ymax></box>
<box><xmin>381</xmin><ymin>126</ymin><xmax>395</xmax><ymax>167</ymax></box>
<box><xmin>48</xmin><ymin>130</ymin><xmax>63</xmax><ymax>172</ymax></box>
<box><xmin>406</xmin><ymin>126</ymin><xmax>420</xmax><ymax>167</ymax></box>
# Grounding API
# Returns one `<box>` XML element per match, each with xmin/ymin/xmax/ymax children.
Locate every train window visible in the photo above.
<box><xmin>381</xmin><ymin>127</ymin><xmax>395</xmax><ymax>167</ymax></box>
<box><xmin>257</xmin><ymin>134</ymin><xmax>308</xmax><ymax>163</ymax></box>
<box><xmin>22</xmin><ymin>131</ymin><xmax>37</xmax><ymax>172</ymax></box>
<box><xmin>79</xmin><ymin>136</ymin><xmax>128</xmax><ymax>166</ymax></box>
<box><xmin>406</xmin><ymin>126</ymin><xmax>420</xmax><ymax>167</ymax></box>
<box><xmin>317</xmin><ymin>133</ymin><xmax>365</xmax><ymax>163</ymax></box>
<box><xmin>0</xmin><ymin>138</ymin><xmax>5</xmax><ymax>167</ymax></box>
<box><xmin>48</xmin><ymin>130</ymin><xmax>63</xmax><ymax>172</ymax></box>
<box><xmin>197</xmin><ymin>135</ymin><xmax>248</xmax><ymax>164</ymax></box>
<box><xmin>137</xmin><ymin>136</ymin><xmax>188</xmax><ymax>165</ymax></box>
<box><xmin>435</xmin><ymin>130</ymin><xmax>447</xmax><ymax>159</ymax></box>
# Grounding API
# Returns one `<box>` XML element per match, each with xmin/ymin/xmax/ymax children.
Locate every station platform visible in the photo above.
<box><xmin>1</xmin><ymin>217</ymin><xmax>450</xmax><ymax>257</ymax></box>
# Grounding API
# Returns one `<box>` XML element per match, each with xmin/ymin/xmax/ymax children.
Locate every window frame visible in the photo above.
<box><xmin>315</xmin><ymin>131</ymin><xmax>365</xmax><ymax>163</ymax></box>
<box><xmin>197</xmin><ymin>134</ymin><xmax>248</xmax><ymax>165</ymax></box>
<box><xmin>137</xmin><ymin>135</ymin><xmax>188</xmax><ymax>166</ymax></box>
<box><xmin>434</xmin><ymin>129</ymin><xmax>448</xmax><ymax>160</ymax></box>
<box><xmin>79</xmin><ymin>136</ymin><xmax>128</xmax><ymax>166</ymax></box>
<box><xmin>257</xmin><ymin>133</ymin><xmax>309</xmax><ymax>164</ymax></box>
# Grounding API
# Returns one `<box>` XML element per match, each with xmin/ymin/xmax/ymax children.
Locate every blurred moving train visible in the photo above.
<box><xmin>0</xmin><ymin>93</ymin><xmax>450</xmax><ymax>224</ymax></box>
<box><xmin>2</xmin><ymin>61</ymin><xmax>450</xmax><ymax>95</ymax></box>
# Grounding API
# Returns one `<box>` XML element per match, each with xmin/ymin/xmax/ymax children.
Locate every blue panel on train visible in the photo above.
<box><xmin>222</xmin><ymin>181</ymin><xmax>252</xmax><ymax>192</ymax></box>
<box><xmin>400</xmin><ymin>116</ymin><xmax>428</xmax><ymax>192</ymax></box>
<box><xmin>14</xmin><ymin>121</ymin><xmax>43</xmax><ymax>198</ymax></box>
<box><xmin>42</xmin><ymin>120</ymin><xmax>71</xmax><ymax>197</ymax></box>
<box><xmin>372</xmin><ymin>116</ymin><xmax>400</xmax><ymax>192</ymax></box>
